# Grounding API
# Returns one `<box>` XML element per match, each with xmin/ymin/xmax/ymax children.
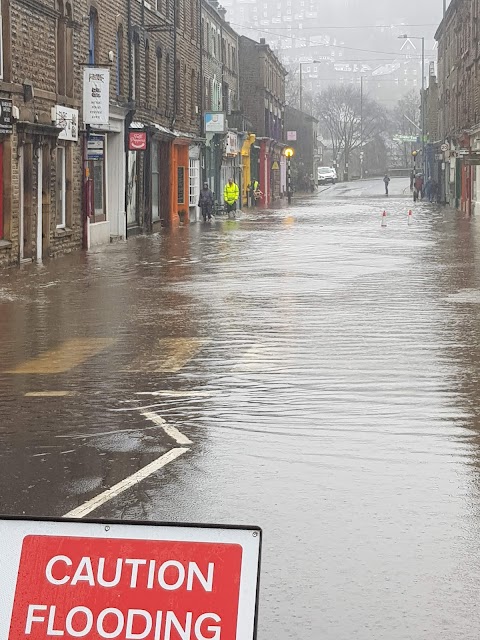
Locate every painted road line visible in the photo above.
<box><xmin>135</xmin><ymin>390</ymin><xmax>217</xmax><ymax>398</ymax></box>
<box><xmin>64</xmin><ymin>447</ymin><xmax>190</xmax><ymax>519</ymax></box>
<box><xmin>141</xmin><ymin>410</ymin><xmax>193</xmax><ymax>445</ymax></box>
<box><xmin>124</xmin><ymin>338</ymin><xmax>210</xmax><ymax>373</ymax></box>
<box><xmin>6</xmin><ymin>338</ymin><xmax>115</xmax><ymax>374</ymax></box>
<box><xmin>55</xmin><ymin>425</ymin><xmax>159</xmax><ymax>440</ymax></box>
<box><xmin>25</xmin><ymin>391</ymin><xmax>76</xmax><ymax>397</ymax></box>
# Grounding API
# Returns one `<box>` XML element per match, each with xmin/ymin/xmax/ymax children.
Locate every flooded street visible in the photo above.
<box><xmin>2</xmin><ymin>177</ymin><xmax>480</xmax><ymax>638</ymax></box>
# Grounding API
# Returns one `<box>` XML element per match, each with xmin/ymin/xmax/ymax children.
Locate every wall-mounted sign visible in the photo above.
<box><xmin>83</xmin><ymin>68</ymin><xmax>110</xmax><ymax>126</ymax></box>
<box><xmin>52</xmin><ymin>105</ymin><xmax>79</xmax><ymax>142</ymax></box>
<box><xmin>87</xmin><ymin>134</ymin><xmax>104</xmax><ymax>161</ymax></box>
<box><xmin>129</xmin><ymin>131</ymin><xmax>147</xmax><ymax>151</ymax></box>
<box><xmin>205</xmin><ymin>112</ymin><xmax>226</xmax><ymax>134</ymax></box>
<box><xmin>178</xmin><ymin>166</ymin><xmax>185</xmax><ymax>204</ymax></box>
<box><xmin>286</xmin><ymin>130</ymin><xmax>297</xmax><ymax>141</ymax></box>
<box><xmin>225</xmin><ymin>131</ymin><xmax>239</xmax><ymax>156</ymax></box>
<box><xmin>272</xmin><ymin>160</ymin><xmax>280</xmax><ymax>170</ymax></box>
<box><xmin>0</xmin><ymin>99</ymin><xmax>13</xmax><ymax>135</ymax></box>
<box><xmin>0</xmin><ymin>517</ymin><xmax>262</xmax><ymax>640</ymax></box>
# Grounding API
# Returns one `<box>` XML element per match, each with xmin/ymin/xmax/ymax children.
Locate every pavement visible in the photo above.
<box><xmin>2</xmin><ymin>177</ymin><xmax>480</xmax><ymax>638</ymax></box>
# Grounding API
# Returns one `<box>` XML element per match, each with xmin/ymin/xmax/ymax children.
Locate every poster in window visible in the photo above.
<box><xmin>178</xmin><ymin>167</ymin><xmax>185</xmax><ymax>204</ymax></box>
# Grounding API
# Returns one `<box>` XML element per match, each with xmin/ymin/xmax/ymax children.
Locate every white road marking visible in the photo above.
<box><xmin>55</xmin><ymin>425</ymin><xmax>159</xmax><ymax>440</ymax></box>
<box><xmin>135</xmin><ymin>390</ymin><xmax>217</xmax><ymax>398</ymax></box>
<box><xmin>25</xmin><ymin>391</ymin><xmax>76</xmax><ymax>397</ymax></box>
<box><xmin>141</xmin><ymin>411</ymin><xmax>193</xmax><ymax>445</ymax></box>
<box><xmin>64</xmin><ymin>447</ymin><xmax>190</xmax><ymax>519</ymax></box>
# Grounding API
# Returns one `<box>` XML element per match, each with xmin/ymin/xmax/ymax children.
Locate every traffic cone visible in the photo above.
<box><xmin>408</xmin><ymin>210</ymin><xmax>412</xmax><ymax>226</ymax></box>
<box><xmin>381</xmin><ymin>210</ymin><xmax>387</xmax><ymax>227</ymax></box>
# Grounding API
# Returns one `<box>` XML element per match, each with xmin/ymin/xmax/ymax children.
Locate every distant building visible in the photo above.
<box><xmin>284</xmin><ymin>107</ymin><xmax>319</xmax><ymax>190</ymax></box>
<box><xmin>239</xmin><ymin>37</ymin><xmax>287</xmax><ymax>204</ymax></box>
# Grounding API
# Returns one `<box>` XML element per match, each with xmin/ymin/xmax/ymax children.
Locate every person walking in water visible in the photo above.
<box><xmin>198</xmin><ymin>182</ymin><xmax>214</xmax><ymax>222</ymax></box>
<box><xmin>383</xmin><ymin>173</ymin><xmax>391</xmax><ymax>196</ymax></box>
<box><xmin>224</xmin><ymin>178</ymin><xmax>240</xmax><ymax>218</ymax></box>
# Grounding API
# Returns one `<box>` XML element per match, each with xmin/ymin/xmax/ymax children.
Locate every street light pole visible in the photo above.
<box><xmin>399</xmin><ymin>35</ymin><xmax>426</xmax><ymax>175</ymax></box>
<box><xmin>360</xmin><ymin>75</ymin><xmax>364</xmax><ymax>179</ymax></box>
<box><xmin>421</xmin><ymin>36</ymin><xmax>425</xmax><ymax>177</ymax></box>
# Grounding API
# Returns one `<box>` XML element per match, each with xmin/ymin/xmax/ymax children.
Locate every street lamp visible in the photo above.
<box><xmin>285</xmin><ymin>147</ymin><xmax>295</xmax><ymax>204</ymax></box>
<box><xmin>398</xmin><ymin>34</ymin><xmax>425</xmax><ymax>175</ymax></box>
<box><xmin>299</xmin><ymin>60</ymin><xmax>321</xmax><ymax>113</ymax></box>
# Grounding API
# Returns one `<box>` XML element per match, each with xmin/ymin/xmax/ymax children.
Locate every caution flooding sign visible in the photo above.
<box><xmin>0</xmin><ymin>519</ymin><xmax>262</xmax><ymax>640</ymax></box>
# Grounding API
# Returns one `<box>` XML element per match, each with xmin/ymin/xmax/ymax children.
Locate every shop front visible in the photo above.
<box><xmin>87</xmin><ymin>107</ymin><xmax>127</xmax><ymax>247</ymax></box>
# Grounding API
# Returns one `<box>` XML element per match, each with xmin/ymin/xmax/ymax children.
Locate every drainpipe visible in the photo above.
<box><xmin>199</xmin><ymin>0</ymin><xmax>205</xmax><ymax>181</ymax></box>
<box><xmin>172</xmin><ymin>0</ymin><xmax>177</xmax><ymax>129</ymax></box>
<box><xmin>125</xmin><ymin>0</ymin><xmax>133</xmax><ymax>239</ymax></box>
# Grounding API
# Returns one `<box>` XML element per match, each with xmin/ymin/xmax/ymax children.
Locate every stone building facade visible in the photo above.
<box><xmin>435</xmin><ymin>0</ymin><xmax>480</xmax><ymax>211</ymax></box>
<box><xmin>0</xmin><ymin>0</ymin><xmax>202</xmax><ymax>268</ymax></box>
<box><xmin>239</xmin><ymin>36</ymin><xmax>286</xmax><ymax>204</ymax></box>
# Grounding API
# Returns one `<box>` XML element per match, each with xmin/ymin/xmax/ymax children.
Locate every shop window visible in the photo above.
<box><xmin>152</xmin><ymin>142</ymin><xmax>160</xmax><ymax>221</ymax></box>
<box><xmin>189</xmin><ymin>158</ymin><xmax>199</xmax><ymax>206</ymax></box>
<box><xmin>56</xmin><ymin>146</ymin><xmax>66</xmax><ymax>229</ymax></box>
<box><xmin>88</xmin><ymin>135</ymin><xmax>106</xmax><ymax>224</ymax></box>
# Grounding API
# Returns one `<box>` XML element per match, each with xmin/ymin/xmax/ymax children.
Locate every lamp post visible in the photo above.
<box><xmin>285</xmin><ymin>147</ymin><xmax>295</xmax><ymax>204</ymax></box>
<box><xmin>299</xmin><ymin>60</ymin><xmax>321</xmax><ymax>113</ymax></box>
<box><xmin>399</xmin><ymin>35</ymin><xmax>425</xmax><ymax>175</ymax></box>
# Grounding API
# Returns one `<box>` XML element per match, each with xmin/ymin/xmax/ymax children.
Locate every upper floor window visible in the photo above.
<box><xmin>56</xmin><ymin>1</ymin><xmax>74</xmax><ymax>96</ymax></box>
<box><xmin>116</xmin><ymin>26</ymin><xmax>124</xmax><ymax>96</ymax></box>
<box><xmin>88</xmin><ymin>9</ymin><xmax>98</xmax><ymax>65</ymax></box>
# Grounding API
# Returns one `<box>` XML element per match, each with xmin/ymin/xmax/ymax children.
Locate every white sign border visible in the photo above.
<box><xmin>0</xmin><ymin>517</ymin><xmax>262</xmax><ymax>640</ymax></box>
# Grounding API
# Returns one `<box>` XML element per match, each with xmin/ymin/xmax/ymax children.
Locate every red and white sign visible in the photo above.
<box><xmin>0</xmin><ymin>519</ymin><xmax>261</xmax><ymax>640</ymax></box>
<box><xmin>129</xmin><ymin>131</ymin><xmax>147</xmax><ymax>151</ymax></box>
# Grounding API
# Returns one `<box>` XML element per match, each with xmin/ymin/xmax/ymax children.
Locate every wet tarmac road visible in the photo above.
<box><xmin>2</xmin><ymin>177</ymin><xmax>480</xmax><ymax>638</ymax></box>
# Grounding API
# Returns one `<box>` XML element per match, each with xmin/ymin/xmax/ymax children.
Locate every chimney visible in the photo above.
<box><xmin>260</xmin><ymin>38</ymin><xmax>266</xmax><ymax>45</ymax></box>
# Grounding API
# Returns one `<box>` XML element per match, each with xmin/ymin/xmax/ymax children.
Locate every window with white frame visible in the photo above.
<box><xmin>56</xmin><ymin>146</ymin><xmax>66</xmax><ymax>228</ymax></box>
<box><xmin>189</xmin><ymin>159</ymin><xmax>199</xmax><ymax>206</ymax></box>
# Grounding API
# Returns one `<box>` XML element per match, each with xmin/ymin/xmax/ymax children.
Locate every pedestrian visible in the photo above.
<box><xmin>309</xmin><ymin>174</ymin><xmax>316</xmax><ymax>192</ymax></box>
<box><xmin>410</xmin><ymin>169</ymin><xmax>415</xmax><ymax>191</ymax></box>
<box><xmin>414</xmin><ymin>174</ymin><xmax>424</xmax><ymax>200</ymax></box>
<box><xmin>224</xmin><ymin>178</ymin><xmax>240</xmax><ymax>218</ymax></box>
<box><xmin>198</xmin><ymin>182</ymin><xmax>214</xmax><ymax>222</ymax></box>
<box><xmin>383</xmin><ymin>173</ymin><xmax>391</xmax><ymax>196</ymax></box>
<box><xmin>431</xmin><ymin>179</ymin><xmax>438</xmax><ymax>203</ymax></box>
<box><xmin>424</xmin><ymin>177</ymin><xmax>433</xmax><ymax>202</ymax></box>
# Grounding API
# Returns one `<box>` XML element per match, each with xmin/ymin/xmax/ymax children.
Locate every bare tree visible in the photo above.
<box><xmin>314</xmin><ymin>85</ymin><xmax>387</xmax><ymax>180</ymax></box>
<box><xmin>389</xmin><ymin>90</ymin><xmax>421</xmax><ymax>168</ymax></box>
<box><xmin>285</xmin><ymin>64</ymin><xmax>314</xmax><ymax>112</ymax></box>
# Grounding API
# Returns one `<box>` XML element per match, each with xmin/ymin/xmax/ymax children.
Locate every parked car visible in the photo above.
<box><xmin>317</xmin><ymin>167</ymin><xmax>337</xmax><ymax>185</ymax></box>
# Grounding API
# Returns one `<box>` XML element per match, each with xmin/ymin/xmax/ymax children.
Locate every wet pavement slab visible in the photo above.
<box><xmin>2</xmin><ymin>177</ymin><xmax>480</xmax><ymax>638</ymax></box>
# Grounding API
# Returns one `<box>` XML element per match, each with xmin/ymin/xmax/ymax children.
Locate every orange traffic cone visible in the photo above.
<box><xmin>381</xmin><ymin>210</ymin><xmax>387</xmax><ymax>227</ymax></box>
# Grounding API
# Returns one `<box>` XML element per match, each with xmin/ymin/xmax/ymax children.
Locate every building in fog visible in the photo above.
<box><xmin>239</xmin><ymin>36</ymin><xmax>287</xmax><ymax>204</ymax></box>
<box><xmin>434</xmin><ymin>0</ymin><xmax>480</xmax><ymax>213</ymax></box>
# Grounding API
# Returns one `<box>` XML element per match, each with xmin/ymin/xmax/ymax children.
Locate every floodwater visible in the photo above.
<box><xmin>2</xmin><ymin>177</ymin><xmax>480</xmax><ymax>638</ymax></box>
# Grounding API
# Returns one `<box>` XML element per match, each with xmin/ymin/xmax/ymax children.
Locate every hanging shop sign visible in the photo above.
<box><xmin>225</xmin><ymin>132</ymin><xmax>239</xmax><ymax>157</ymax></box>
<box><xmin>0</xmin><ymin>99</ymin><xmax>13</xmax><ymax>135</ymax></box>
<box><xmin>205</xmin><ymin>112</ymin><xmax>226</xmax><ymax>134</ymax></box>
<box><xmin>52</xmin><ymin>106</ymin><xmax>79</xmax><ymax>142</ymax></box>
<box><xmin>87</xmin><ymin>134</ymin><xmax>105</xmax><ymax>161</ymax></box>
<box><xmin>128</xmin><ymin>131</ymin><xmax>147</xmax><ymax>151</ymax></box>
<box><xmin>83</xmin><ymin>68</ymin><xmax>110</xmax><ymax>126</ymax></box>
